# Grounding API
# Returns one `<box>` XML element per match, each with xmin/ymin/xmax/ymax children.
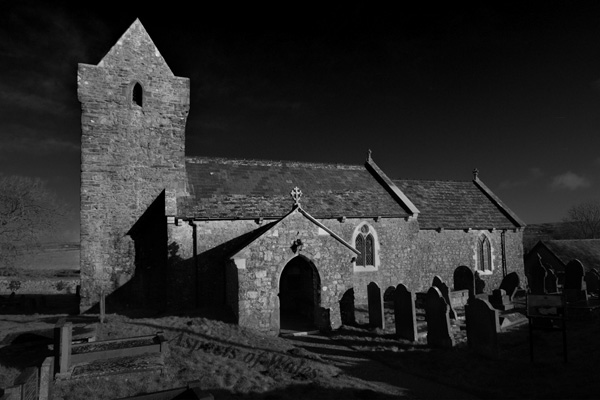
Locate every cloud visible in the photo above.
<box><xmin>550</xmin><ymin>171</ymin><xmax>591</xmax><ymax>191</ymax></box>
<box><xmin>529</xmin><ymin>167</ymin><xmax>544</xmax><ymax>179</ymax></box>
<box><xmin>0</xmin><ymin>81</ymin><xmax>73</xmax><ymax>117</ymax></box>
<box><xmin>0</xmin><ymin>123</ymin><xmax>79</xmax><ymax>155</ymax></box>
<box><xmin>498</xmin><ymin>167</ymin><xmax>544</xmax><ymax>189</ymax></box>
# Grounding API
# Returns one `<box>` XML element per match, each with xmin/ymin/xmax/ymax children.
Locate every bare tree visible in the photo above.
<box><xmin>0</xmin><ymin>175</ymin><xmax>66</xmax><ymax>271</ymax></box>
<box><xmin>563</xmin><ymin>200</ymin><xmax>600</xmax><ymax>239</ymax></box>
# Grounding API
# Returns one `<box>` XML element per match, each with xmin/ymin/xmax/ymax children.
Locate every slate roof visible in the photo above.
<box><xmin>394</xmin><ymin>179</ymin><xmax>521</xmax><ymax>230</ymax></box>
<box><xmin>177</xmin><ymin>156</ymin><xmax>524</xmax><ymax>229</ymax></box>
<box><xmin>178</xmin><ymin>157</ymin><xmax>410</xmax><ymax>219</ymax></box>
<box><xmin>539</xmin><ymin>239</ymin><xmax>600</xmax><ymax>270</ymax></box>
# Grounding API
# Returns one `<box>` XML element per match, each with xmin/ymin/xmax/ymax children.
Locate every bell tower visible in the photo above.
<box><xmin>78</xmin><ymin>19</ymin><xmax>190</xmax><ymax>311</ymax></box>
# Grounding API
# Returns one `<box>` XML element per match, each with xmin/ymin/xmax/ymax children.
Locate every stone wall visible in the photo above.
<box><xmin>232</xmin><ymin>211</ymin><xmax>356</xmax><ymax>334</ymax></box>
<box><xmin>78</xmin><ymin>21</ymin><xmax>189</xmax><ymax>311</ymax></box>
<box><xmin>166</xmin><ymin>212</ymin><xmax>525</xmax><ymax>333</ymax></box>
<box><xmin>167</xmin><ymin>211</ymin><xmax>358</xmax><ymax>334</ymax></box>
<box><xmin>166</xmin><ymin>221</ymin><xmax>196</xmax><ymax>309</ymax></box>
<box><xmin>337</xmin><ymin>217</ymin><xmax>419</xmax><ymax>302</ymax></box>
<box><xmin>502</xmin><ymin>229</ymin><xmax>526</xmax><ymax>285</ymax></box>
<box><xmin>411</xmin><ymin>228</ymin><xmax>524</xmax><ymax>293</ymax></box>
<box><xmin>0</xmin><ymin>277</ymin><xmax>79</xmax><ymax>295</ymax></box>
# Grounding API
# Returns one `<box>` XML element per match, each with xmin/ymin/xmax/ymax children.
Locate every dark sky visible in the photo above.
<box><xmin>2</xmin><ymin>1</ymin><xmax>600</xmax><ymax>240</ymax></box>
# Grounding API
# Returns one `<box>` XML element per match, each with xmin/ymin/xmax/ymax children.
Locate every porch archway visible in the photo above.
<box><xmin>278</xmin><ymin>255</ymin><xmax>321</xmax><ymax>332</ymax></box>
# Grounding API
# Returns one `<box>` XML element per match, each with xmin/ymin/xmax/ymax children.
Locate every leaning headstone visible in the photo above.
<box><xmin>499</xmin><ymin>272</ymin><xmax>520</xmax><ymax>301</ymax></box>
<box><xmin>367</xmin><ymin>282</ymin><xmax>385</xmax><ymax>329</ymax></box>
<box><xmin>39</xmin><ymin>357</ymin><xmax>54</xmax><ymax>400</ymax></box>
<box><xmin>466</xmin><ymin>297</ymin><xmax>499</xmax><ymax>359</ymax></box>
<box><xmin>564</xmin><ymin>259</ymin><xmax>587</xmax><ymax>303</ymax></box>
<box><xmin>425</xmin><ymin>287</ymin><xmax>454</xmax><ymax>348</ymax></box>
<box><xmin>545</xmin><ymin>268</ymin><xmax>559</xmax><ymax>294</ymax></box>
<box><xmin>432</xmin><ymin>276</ymin><xmax>456</xmax><ymax>319</ymax></box>
<box><xmin>454</xmin><ymin>265</ymin><xmax>475</xmax><ymax>298</ymax></box>
<box><xmin>529</xmin><ymin>260</ymin><xmax>547</xmax><ymax>294</ymax></box>
<box><xmin>393</xmin><ymin>284</ymin><xmax>417</xmax><ymax>342</ymax></box>
<box><xmin>339</xmin><ymin>288</ymin><xmax>356</xmax><ymax>326</ymax></box>
<box><xmin>54</xmin><ymin>319</ymin><xmax>72</xmax><ymax>375</ymax></box>
<box><xmin>584</xmin><ymin>270</ymin><xmax>600</xmax><ymax>295</ymax></box>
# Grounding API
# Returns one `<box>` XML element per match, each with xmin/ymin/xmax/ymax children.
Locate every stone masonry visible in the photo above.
<box><xmin>78</xmin><ymin>20</ymin><xmax>189</xmax><ymax>311</ymax></box>
<box><xmin>165</xmin><ymin>208</ymin><xmax>523</xmax><ymax>334</ymax></box>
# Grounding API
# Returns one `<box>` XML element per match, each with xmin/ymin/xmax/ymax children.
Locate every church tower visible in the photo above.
<box><xmin>78</xmin><ymin>20</ymin><xmax>190</xmax><ymax>311</ymax></box>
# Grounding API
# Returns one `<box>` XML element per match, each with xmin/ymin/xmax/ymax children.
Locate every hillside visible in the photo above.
<box><xmin>523</xmin><ymin>221</ymin><xmax>578</xmax><ymax>253</ymax></box>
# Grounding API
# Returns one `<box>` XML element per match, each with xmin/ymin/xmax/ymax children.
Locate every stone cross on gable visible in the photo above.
<box><xmin>291</xmin><ymin>187</ymin><xmax>303</xmax><ymax>206</ymax></box>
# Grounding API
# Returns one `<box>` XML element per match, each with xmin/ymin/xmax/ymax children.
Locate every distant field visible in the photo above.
<box><xmin>11</xmin><ymin>242</ymin><xmax>79</xmax><ymax>271</ymax></box>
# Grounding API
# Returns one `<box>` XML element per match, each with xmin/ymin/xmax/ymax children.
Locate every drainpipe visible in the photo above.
<box><xmin>501</xmin><ymin>230</ymin><xmax>507</xmax><ymax>277</ymax></box>
<box><xmin>190</xmin><ymin>221</ymin><xmax>199</xmax><ymax>308</ymax></box>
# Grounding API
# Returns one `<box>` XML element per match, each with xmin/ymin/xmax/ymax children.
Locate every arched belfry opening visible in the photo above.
<box><xmin>132</xmin><ymin>82</ymin><xmax>143</xmax><ymax>107</ymax></box>
<box><xmin>279</xmin><ymin>255</ymin><xmax>320</xmax><ymax>332</ymax></box>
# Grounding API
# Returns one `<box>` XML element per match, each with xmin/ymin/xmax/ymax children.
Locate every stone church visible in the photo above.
<box><xmin>78</xmin><ymin>20</ymin><xmax>526</xmax><ymax>334</ymax></box>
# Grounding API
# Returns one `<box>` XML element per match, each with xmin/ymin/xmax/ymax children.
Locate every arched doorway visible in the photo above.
<box><xmin>279</xmin><ymin>256</ymin><xmax>320</xmax><ymax>331</ymax></box>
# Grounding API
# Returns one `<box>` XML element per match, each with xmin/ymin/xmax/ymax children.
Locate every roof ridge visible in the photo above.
<box><xmin>548</xmin><ymin>238</ymin><xmax>600</xmax><ymax>242</ymax></box>
<box><xmin>185</xmin><ymin>155</ymin><xmax>364</xmax><ymax>170</ymax></box>
<box><xmin>394</xmin><ymin>178</ymin><xmax>473</xmax><ymax>183</ymax></box>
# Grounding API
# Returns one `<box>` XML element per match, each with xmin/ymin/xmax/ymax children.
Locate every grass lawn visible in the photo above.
<box><xmin>337</xmin><ymin>301</ymin><xmax>600</xmax><ymax>399</ymax></box>
<box><xmin>1</xmin><ymin>243</ymin><xmax>79</xmax><ymax>278</ymax></box>
<box><xmin>1</xmin><ymin>301</ymin><xmax>599</xmax><ymax>399</ymax></box>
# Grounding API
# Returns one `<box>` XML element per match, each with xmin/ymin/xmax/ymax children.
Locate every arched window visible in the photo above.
<box><xmin>478</xmin><ymin>235</ymin><xmax>492</xmax><ymax>272</ymax></box>
<box><xmin>132</xmin><ymin>82</ymin><xmax>143</xmax><ymax>107</ymax></box>
<box><xmin>355</xmin><ymin>234</ymin><xmax>365</xmax><ymax>266</ymax></box>
<box><xmin>355</xmin><ymin>224</ymin><xmax>376</xmax><ymax>268</ymax></box>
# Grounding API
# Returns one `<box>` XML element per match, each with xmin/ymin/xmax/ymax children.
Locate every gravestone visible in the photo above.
<box><xmin>425</xmin><ymin>287</ymin><xmax>454</xmax><ymax>348</ymax></box>
<box><xmin>489</xmin><ymin>289</ymin><xmax>513</xmax><ymax>311</ymax></box>
<box><xmin>367</xmin><ymin>282</ymin><xmax>385</xmax><ymax>329</ymax></box>
<box><xmin>584</xmin><ymin>270</ymin><xmax>600</xmax><ymax>295</ymax></box>
<box><xmin>54</xmin><ymin>319</ymin><xmax>72</xmax><ymax>375</ymax></box>
<box><xmin>432</xmin><ymin>276</ymin><xmax>456</xmax><ymax>319</ymax></box>
<box><xmin>393</xmin><ymin>284</ymin><xmax>417</xmax><ymax>342</ymax></box>
<box><xmin>383</xmin><ymin>286</ymin><xmax>395</xmax><ymax>303</ymax></box>
<box><xmin>339</xmin><ymin>288</ymin><xmax>356</xmax><ymax>326</ymax></box>
<box><xmin>466</xmin><ymin>297</ymin><xmax>499</xmax><ymax>359</ymax></box>
<box><xmin>529</xmin><ymin>260</ymin><xmax>547</xmax><ymax>294</ymax></box>
<box><xmin>564</xmin><ymin>259</ymin><xmax>587</xmax><ymax>303</ymax></box>
<box><xmin>454</xmin><ymin>265</ymin><xmax>475</xmax><ymax>298</ymax></box>
<box><xmin>499</xmin><ymin>272</ymin><xmax>520</xmax><ymax>301</ymax></box>
<box><xmin>475</xmin><ymin>272</ymin><xmax>486</xmax><ymax>294</ymax></box>
<box><xmin>39</xmin><ymin>357</ymin><xmax>53</xmax><ymax>400</ymax></box>
<box><xmin>545</xmin><ymin>268</ymin><xmax>559</xmax><ymax>294</ymax></box>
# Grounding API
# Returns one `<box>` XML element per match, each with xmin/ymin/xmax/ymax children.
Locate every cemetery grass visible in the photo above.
<box><xmin>335</xmin><ymin>303</ymin><xmax>600</xmax><ymax>399</ymax></box>
<box><xmin>2</xmin><ymin>304</ymin><xmax>600</xmax><ymax>399</ymax></box>
<box><xmin>48</xmin><ymin>311</ymin><xmax>394</xmax><ymax>400</ymax></box>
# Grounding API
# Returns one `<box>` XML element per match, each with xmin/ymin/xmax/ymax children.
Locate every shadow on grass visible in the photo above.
<box><xmin>0</xmin><ymin>293</ymin><xmax>79</xmax><ymax>315</ymax></box>
<box><xmin>0</xmin><ymin>333</ymin><xmax>52</xmax><ymax>371</ymax></box>
<box><xmin>205</xmin><ymin>385</ymin><xmax>409</xmax><ymax>400</ymax></box>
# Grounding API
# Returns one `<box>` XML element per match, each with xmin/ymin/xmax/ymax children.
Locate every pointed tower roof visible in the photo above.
<box><xmin>97</xmin><ymin>18</ymin><xmax>175</xmax><ymax>77</ymax></box>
